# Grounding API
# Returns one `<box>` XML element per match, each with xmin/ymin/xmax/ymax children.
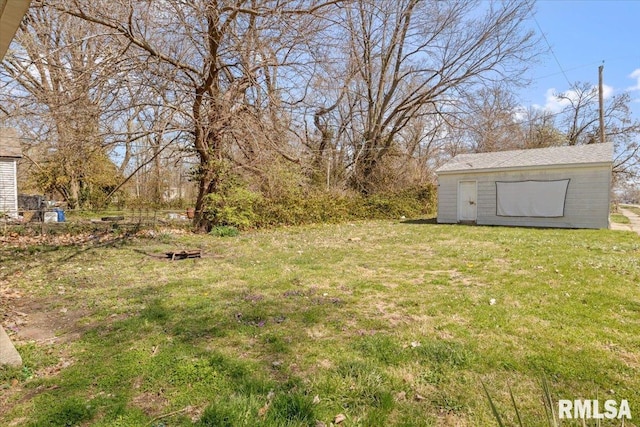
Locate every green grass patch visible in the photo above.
<box><xmin>0</xmin><ymin>221</ymin><xmax>639</xmax><ymax>425</ymax></box>
<box><xmin>610</xmin><ymin>213</ymin><xmax>630</xmax><ymax>224</ymax></box>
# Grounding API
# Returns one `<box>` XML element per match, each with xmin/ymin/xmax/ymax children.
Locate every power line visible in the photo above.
<box><xmin>530</xmin><ymin>61</ymin><xmax>601</xmax><ymax>82</ymax></box>
<box><xmin>528</xmin><ymin>3</ymin><xmax>573</xmax><ymax>88</ymax></box>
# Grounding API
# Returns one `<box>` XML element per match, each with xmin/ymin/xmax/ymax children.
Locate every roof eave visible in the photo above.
<box><xmin>0</xmin><ymin>0</ymin><xmax>32</xmax><ymax>60</ymax></box>
<box><xmin>435</xmin><ymin>161</ymin><xmax>613</xmax><ymax>175</ymax></box>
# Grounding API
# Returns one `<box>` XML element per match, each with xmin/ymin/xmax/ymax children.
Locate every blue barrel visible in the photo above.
<box><xmin>55</xmin><ymin>208</ymin><xmax>65</xmax><ymax>222</ymax></box>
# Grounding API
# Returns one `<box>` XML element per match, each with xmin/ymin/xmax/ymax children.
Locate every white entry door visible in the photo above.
<box><xmin>458</xmin><ymin>181</ymin><xmax>477</xmax><ymax>222</ymax></box>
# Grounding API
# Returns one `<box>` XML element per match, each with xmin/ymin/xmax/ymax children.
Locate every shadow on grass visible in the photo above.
<box><xmin>0</xmin><ymin>228</ymin><xmax>143</xmax><ymax>281</ymax></box>
<box><xmin>65</xmin><ymin>285</ymin><xmax>324</xmax><ymax>426</ymax></box>
<box><xmin>56</xmin><ymin>225</ymin><xmax>144</xmax><ymax>262</ymax></box>
<box><xmin>400</xmin><ymin>217</ymin><xmax>437</xmax><ymax>225</ymax></box>
<box><xmin>111</xmin><ymin>282</ymin><xmax>332</xmax><ymax>352</ymax></box>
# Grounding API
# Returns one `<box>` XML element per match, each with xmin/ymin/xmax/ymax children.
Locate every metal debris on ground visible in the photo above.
<box><xmin>165</xmin><ymin>249</ymin><xmax>202</xmax><ymax>260</ymax></box>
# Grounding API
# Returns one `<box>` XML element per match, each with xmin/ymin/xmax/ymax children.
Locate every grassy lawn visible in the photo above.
<box><xmin>1</xmin><ymin>221</ymin><xmax>639</xmax><ymax>426</ymax></box>
<box><xmin>610</xmin><ymin>213</ymin><xmax>630</xmax><ymax>224</ymax></box>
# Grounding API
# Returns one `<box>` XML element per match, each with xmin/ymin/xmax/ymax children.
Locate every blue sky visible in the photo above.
<box><xmin>521</xmin><ymin>0</ymin><xmax>640</xmax><ymax>116</ymax></box>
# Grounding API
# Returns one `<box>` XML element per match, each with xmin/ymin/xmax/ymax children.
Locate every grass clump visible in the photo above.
<box><xmin>414</xmin><ymin>340</ymin><xmax>475</xmax><ymax>368</ymax></box>
<box><xmin>209</xmin><ymin>225</ymin><xmax>240</xmax><ymax>237</ymax></box>
<box><xmin>28</xmin><ymin>396</ymin><xmax>95</xmax><ymax>427</ymax></box>
<box><xmin>266</xmin><ymin>392</ymin><xmax>316</xmax><ymax>425</ymax></box>
<box><xmin>610</xmin><ymin>213</ymin><xmax>630</xmax><ymax>224</ymax></box>
<box><xmin>197</xmin><ymin>402</ymin><xmax>238</xmax><ymax>427</ymax></box>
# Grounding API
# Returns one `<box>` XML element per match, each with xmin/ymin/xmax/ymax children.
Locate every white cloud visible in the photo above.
<box><xmin>627</xmin><ymin>68</ymin><xmax>640</xmax><ymax>92</ymax></box>
<box><xmin>534</xmin><ymin>85</ymin><xmax>613</xmax><ymax>114</ymax></box>
<box><xmin>512</xmin><ymin>105</ymin><xmax>528</xmax><ymax>122</ymax></box>
<box><xmin>540</xmin><ymin>88</ymin><xmax>569</xmax><ymax>113</ymax></box>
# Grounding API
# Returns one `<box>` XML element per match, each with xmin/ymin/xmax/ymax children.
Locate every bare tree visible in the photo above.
<box><xmin>458</xmin><ymin>85</ymin><xmax>525</xmax><ymax>153</ymax></box>
<box><xmin>3</xmin><ymin>0</ymin><xmax>547</xmax><ymax>218</ymax></box>
<box><xmin>316</xmin><ymin>0</ymin><xmax>539</xmax><ymax>193</ymax></box>
<box><xmin>554</xmin><ymin>82</ymin><xmax>601</xmax><ymax>146</ymax></box>
<box><xmin>0</xmin><ymin>1</ymin><xmax>186</xmax><ymax>208</ymax></box>
<box><xmin>0</xmin><ymin>4</ymin><xmax>123</xmax><ymax>207</ymax></box>
<box><xmin>51</xmin><ymin>0</ymin><xmax>339</xmax><ymax>229</ymax></box>
<box><xmin>533</xmin><ymin>83</ymin><xmax>640</xmax><ymax>177</ymax></box>
<box><xmin>519</xmin><ymin>108</ymin><xmax>567</xmax><ymax>148</ymax></box>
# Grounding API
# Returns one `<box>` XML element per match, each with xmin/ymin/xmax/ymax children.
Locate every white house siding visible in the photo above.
<box><xmin>0</xmin><ymin>158</ymin><xmax>18</xmax><ymax>217</ymax></box>
<box><xmin>437</xmin><ymin>164</ymin><xmax>611</xmax><ymax>229</ymax></box>
<box><xmin>437</xmin><ymin>174</ymin><xmax>459</xmax><ymax>224</ymax></box>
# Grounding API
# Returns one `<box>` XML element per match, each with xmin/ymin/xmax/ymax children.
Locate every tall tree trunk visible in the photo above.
<box><xmin>193</xmin><ymin>166</ymin><xmax>214</xmax><ymax>232</ymax></box>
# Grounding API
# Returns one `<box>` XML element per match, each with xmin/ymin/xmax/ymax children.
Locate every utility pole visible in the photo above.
<box><xmin>598</xmin><ymin>64</ymin><xmax>605</xmax><ymax>143</ymax></box>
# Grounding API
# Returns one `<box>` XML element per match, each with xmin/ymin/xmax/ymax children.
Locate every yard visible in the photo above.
<box><xmin>1</xmin><ymin>220</ymin><xmax>639</xmax><ymax>426</ymax></box>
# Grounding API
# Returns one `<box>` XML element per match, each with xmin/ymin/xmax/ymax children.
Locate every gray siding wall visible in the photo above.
<box><xmin>437</xmin><ymin>165</ymin><xmax>611</xmax><ymax>229</ymax></box>
<box><xmin>0</xmin><ymin>158</ymin><xmax>18</xmax><ymax>217</ymax></box>
<box><xmin>437</xmin><ymin>174</ymin><xmax>461</xmax><ymax>224</ymax></box>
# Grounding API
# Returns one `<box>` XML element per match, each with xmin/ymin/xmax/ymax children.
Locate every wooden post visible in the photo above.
<box><xmin>326</xmin><ymin>158</ymin><xmax>331</xmax><ymax>189</ymax></box>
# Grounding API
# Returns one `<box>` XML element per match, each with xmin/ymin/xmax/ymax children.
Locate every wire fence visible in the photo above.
<box><xmin>0</xmin><ymin>208</ymin><xmax>195</xmax><ymax>237</ymax></box>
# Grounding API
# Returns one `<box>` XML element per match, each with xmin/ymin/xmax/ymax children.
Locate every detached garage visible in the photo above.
<box><xmin>435</xmin><ymin>143</ymin><xmax>613</xmax><ymax>229</ymax></box>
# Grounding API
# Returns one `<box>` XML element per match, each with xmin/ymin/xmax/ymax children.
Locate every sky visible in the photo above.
<box><xmin>521</xmin><ymin>0</ymin><xmax>640</xmax><ymax>117</ymax></box>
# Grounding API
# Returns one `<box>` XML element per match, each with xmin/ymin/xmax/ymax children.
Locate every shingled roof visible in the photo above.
<box><xmin>0</xmin><ymin>128</ymin><xmax>22</xmax><ymax>158</ymax></box>
<box><xmin>436</xmin><ymin>142</ymin><xmax>613</xmax><ymax>174</ymax></box>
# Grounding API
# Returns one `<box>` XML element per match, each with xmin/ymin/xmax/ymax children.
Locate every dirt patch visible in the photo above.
<box><xmin>0</xmin><ymin>235</ymin><xmax>101</xmax><ymax>347</ymax></box>
<box><xmin>436</xmin><ymin>411</ymin><xmax>470</xmax><ymax>427</ymax></box>
<box><xmin>132</xmin><ymin>391</ymin><xmax>170</xmax><ymax>417</ymax></box>
<box><xmin>0</xmin><ymin>230</ymin><xmax>120</xmax><ymax>250</ymax></box>
<box><xmin>2</xmin><ymin>297</ymin><xmax>87</xmax><ymax>345</ymax></box>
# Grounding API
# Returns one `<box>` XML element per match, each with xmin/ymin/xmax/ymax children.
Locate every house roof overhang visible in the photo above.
<box><xmin>435</xmin><ymin>161</ymin><xmax>613</xmax><ymax>176</ymax></box>
<box><xmin>0</xmin><ymin>0</ymin><xmax>31</xmax><ymax>60</ymax></box>
<box><xmin>0</xmin><ymin>128</ymin><xmax>22</xmax><ymax>157</ymax></box>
